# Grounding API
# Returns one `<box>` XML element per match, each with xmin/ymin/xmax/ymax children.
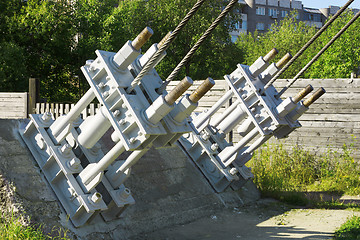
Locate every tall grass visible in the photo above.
<box><xmin>0</xmin><ymin>212</ymin><xmax>70</xmax><ymax>240</ymax></box>
<box><xmin>249</xmin><ymin>140</ymin><xmax>360</xmax><ymax>196</ymax></box>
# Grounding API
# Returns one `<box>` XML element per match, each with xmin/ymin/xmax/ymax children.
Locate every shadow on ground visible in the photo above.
<box><xmin>130</xmin><ymin>198</ymin><xmax>360</xmax><ymax>240</ymax></box>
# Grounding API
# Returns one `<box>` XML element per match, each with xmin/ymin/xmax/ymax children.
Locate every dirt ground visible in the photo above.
<box><xmin>132</xmin><ymin>198</ymin><xmax>360</xmax><ymax>240</ymax></box>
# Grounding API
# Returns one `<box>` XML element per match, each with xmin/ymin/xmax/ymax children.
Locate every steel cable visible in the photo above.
<box><xmin>264</xmin><ymin>0</ymin><xmax>355</xmax><ymax>90</ymax></box>
<box><xmin>127</xmin><ymin>0</ymin><xmax>207</xmax><ymax>93</ymax></box>
<box><xmin>276</xmin><ymin>9</ymin><xmax>360</xmax><ymax>98</ymax></box>
<box><xmin>157</xmin><ymin>0</ymin><xmax>239</xmax><ymax>94</ymax></box>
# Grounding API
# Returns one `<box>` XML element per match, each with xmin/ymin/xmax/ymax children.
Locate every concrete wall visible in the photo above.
<box><xmin>0</xmin><ymin>119</ymin><xmax>259</xmax><ymax>239</ymax></box>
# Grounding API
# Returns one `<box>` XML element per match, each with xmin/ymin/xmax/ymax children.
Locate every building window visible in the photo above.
<box><xmin>256</xmin><ymin>22</ymin><xmax>265</xmax><ymax>30</ymax></box>
<box><xmin>256</xmin><ymin>7</ymin><xmax>265</xmax><ymax>15</ymax></box>
<box><xmin>313</xmin><ymin>14</ymin><xmax>321</xmax><ymax>22</ymax></box>
<box><xmin>268</xmin><ymin>8</ymin><xmax>278</xmax><ymax>17</ymax></box>
<box><xmin>242</xmin><ymin>21</ymin><xmax>247</xmax><ymax>31</ymax></box>
<box><xmin>281</xmin><ymin>10</ymin><xmax>288</xmax><ymax>18</ymax></box>
<box><xmin>234</xmin><ymin>21</ymin><xmax>247</xmax><ymax>31</ymax></box>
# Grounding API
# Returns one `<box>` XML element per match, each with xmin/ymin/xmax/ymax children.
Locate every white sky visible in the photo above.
<box><xmin>301</xmin><ymin>0</ymin><xmax>360</xmax><ymax>9</ymax></box>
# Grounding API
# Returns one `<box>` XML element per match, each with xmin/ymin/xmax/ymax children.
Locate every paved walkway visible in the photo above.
<box><xmin>133</xmin><ymin>199</ymin><xmax>360</xmax><ymax>240</ymax></box>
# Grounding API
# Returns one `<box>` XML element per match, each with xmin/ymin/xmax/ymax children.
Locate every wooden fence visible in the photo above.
<box><xmin>35</xmin><ymin>102</ymin><xmax>101</xmax><ymax>119</ymax></box>
<box><xmin>0</xmin><ymin>93</ymin><xmax>28</xmax><ymax>119</ymax></box>
<box><xmin>168</xmin><ymin>78</ymin><xmax>360</xmax><ymax>157</ymax></box>
<box><xmin>1</xmin><ymin>78</ymin><xmax>359</xmax><ymax>157</ymax></box>
<box><xmin>271</xmin><ymin>79</ymin><xmax>360</xmax><ymax>156</ymax></box>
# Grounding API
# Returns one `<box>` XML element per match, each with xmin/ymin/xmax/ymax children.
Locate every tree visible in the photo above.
<box><xmin>1</xmin><ymin>0</ymin><xmax>243</xmax><ymax>101</ymax></box>
<box><xmin>235</xmin><ymin>11</ymin><xmax>360</xmax><ymax>80</ymax></box>
<box><xmin>235</xmin><ymin>12</ymin><xmax>317</xmax><ymax>79</ymax></box>
<box><xmin>100</xmin><ymin>0</ymin><xmax>243</xmax><ymax>81</ymax></box>
<box><xmin>306</xmin><ymin>10</ymin><xmax>360</xmax><ymax>78</ymax></box>
<box><xmin>0</xmin><ymin>42</ymin><xmax>28</xmax><ymax>92</ymax></box>
<box><xmin>9</xmin><ymin>0</ymin><xmax>78</xmax><ymax>101</ymax></box>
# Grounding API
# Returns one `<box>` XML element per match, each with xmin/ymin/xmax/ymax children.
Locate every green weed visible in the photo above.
<box><xmin>0</xmin><ymin>212</ymin><xmax>70</xmax><ymax>240</ymax></box>
<box><xmin>334</xmin><ymin>216</ymin><xmax>360</xmax><ymax>240</ymax></box>
<box><xmin>249</xmin><ymin>141</ymin><xmax>360</xmax><ymax>201</ymax></box>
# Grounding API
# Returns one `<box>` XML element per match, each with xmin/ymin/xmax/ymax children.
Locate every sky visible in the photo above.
<box><xmin>300</xmin><ymin>0</ymin><xmax>360</xmax><ymax>9</ymax></box>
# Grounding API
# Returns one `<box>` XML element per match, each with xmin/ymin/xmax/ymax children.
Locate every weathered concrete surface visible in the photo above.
<box><xmin>0</xmin><ymin>119</ymin><xmax>260</xmax><ymax>239</ymax></box>
<box><xmin>139</xmin><ymin>199</ymin><xmax>360</xmax><ymax>240</ymax></box>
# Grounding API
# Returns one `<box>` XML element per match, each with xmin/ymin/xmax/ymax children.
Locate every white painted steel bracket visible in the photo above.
<box><xmin>178</xmin><ymin>60</ymin><xmax>305</xmax><ymax>192</ymax></box>
<box><xmin>20</xmin><ymin>114</ymin><xmax>111</xmax><ymax>227</ymax></box>
<box><xmin>19</xmin><ymin>29</ymin><xmax>197</xmax><ymax>227</ymax></box>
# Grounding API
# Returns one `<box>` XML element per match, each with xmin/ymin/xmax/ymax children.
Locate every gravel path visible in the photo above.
<box><xmin>135</xmin><ymin>199</ymin><xmax>360</xmax><ymax>240</ymax></box>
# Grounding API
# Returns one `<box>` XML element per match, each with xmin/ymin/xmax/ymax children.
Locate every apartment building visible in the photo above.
<box><xmin>230</xmin><ymin>0</ymin><xmax>359</xmax><ymax>42</ymax></box>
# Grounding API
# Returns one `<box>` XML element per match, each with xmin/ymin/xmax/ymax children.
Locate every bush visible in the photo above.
<box><xmin>249</xmin><ymin>141</ymin><xmax>360</xmax><ymax>196</ymax></box>
<box><xmin>334</xmin><ymin>216</ymin><xmax>360</xmax><ymax>240</ymax></box>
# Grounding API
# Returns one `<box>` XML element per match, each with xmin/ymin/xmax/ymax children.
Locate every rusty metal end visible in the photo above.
<box><xmin>293</xmin><ymin>84</ymin><xmax>314</xmax><ymax>103</ymax></box>
<box><xmin>189</xmin><ymin>77</ymin><xmax>215</xmax><ymax>103</ymax></box>
<box><xmin>303</xmin><ymin>87</ymin><xmax>326</xmax><ymax>107</ymax></box>
<box><xmin>165</xmin><ymin>76</ymin><xmax>193</xmax><ymax>105</ymax></box>
<box><xmin>263</xmin><ymin>48</ymin><xmax>278</xmax><ymax>62</ymax></box>
<box><xmin>158</xmin><ymin>31</ymin><xmax>172</xmax><ymax>49</ymax></box>
<box><xmin>276</xmin><ymin>53</ymin><xmax>292</xmax><ymax>69</ymax></box>
<box><xmin>132</xmin><ymin>27</ymin><xmax>154</xmax><ymax>51</ymax></box>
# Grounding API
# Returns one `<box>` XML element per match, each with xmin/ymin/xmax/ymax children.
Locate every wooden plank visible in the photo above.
<box><xmin>0</xmin><ymin>92</ymin><xmax>27</xmax><ymax>119</ymax></box>
<box><xmin>55</xmin><ymin>103</ymin><xmax>59</xmax><ymax>118</ymax></box>
<box><xmin>0</xmin><ymin>93</ymin><xmax>28</xmax><ymax>98</ymax></box>
<box><xmin>299</xmin><ymin>120</ymin><xmax>360</xmax><ymax>129</ymax></box>
<box><xmin>298</xmin><ymin>113</ymin><xmax>360</xmax><ymax>122</ymax></box>
<box><xmin>36</xmin><ymin>103</ymin><xmax>40</xmax><ymax>114</ymax></box>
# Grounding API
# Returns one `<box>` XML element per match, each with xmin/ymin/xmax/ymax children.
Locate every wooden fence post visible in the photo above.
<box><xmin>28</xmin><ymin>78</ymin><xmax>40</xmax><ymax>115</ymax></box>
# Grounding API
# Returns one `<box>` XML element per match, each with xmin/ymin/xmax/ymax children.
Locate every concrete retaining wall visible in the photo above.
<box><xmin>0</xmin><ymin>119</ymin><xmax>259</xmax><ymax>239</ymax></box>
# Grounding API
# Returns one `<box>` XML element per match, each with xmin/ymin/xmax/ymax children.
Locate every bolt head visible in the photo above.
<box><xmin>98</xmin><ymin>82</ymin><xmax>105</xmax><ymax>89</ymax></box>
<box><xmin>85</xmin><ymin>60</ymin><xmax>94</xmax><ymax>66</ymax></box>
<box><xmin>89</xmin><ymin>65</ymin><xmax>97</xmax><ymax>72</ymax></box>
<box><xmin>229</xmin><ymin>168</ymin><xmax>238</xmax><ymax>175</ymax></box>
<box><xmin>69</xmin><ymin>157</ymin><xmax>81</xmax><ymax>169</ymax></box>
<box><xmin>60</xmin><ymin>144</ymin><xmax>72</xmax><ymax>155</ymax></box>
<box><xmin>118</xmin><ymin>188</ymin><xmax>131</xmax><ymax>199</ymax></box>
<box><xmin>35</xmin><ymin>134</ymin><xmax>46</xmax><ymax>150</ymax></box>
<box><xmin>211</xmin><ymin>143</ymin><xmax>219</xmax><ymax>152</ymax></box>
<box><xmin>113</xmin><ymin>110</ymin><xmax>121</xmax><ymax>117</ymax></box>
<box><xmin>90</xmin><ymin>192</ymin><xmax>102</xmax><ymax>204</ymax></box>
<box><xmin>41</xmin><ymin>112</ymin><xmax>52</xmax><ymax>122</ymax></box>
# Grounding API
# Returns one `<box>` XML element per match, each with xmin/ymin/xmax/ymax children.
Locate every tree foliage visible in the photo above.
<box><xmin>0</xmin><ymin>0</ymin><xmax>242</xmax><ymax>102</ymax></box>
<box><xmin>3</xmin><ymin>1</ymin><xmax>358</xmax><ymax>102</ymax></box>
<box><xmin>235</xmin><ymin>11</ymin><xmax>360</xmax><ymax>80</ymax></box>
<box><xmin>307</xmin><ymin>11</ymin><xmax>360</xmax><ymax>78</ymax></box>
<box><xmin>235</xmin><ymin>12</ymin><xmax>317</xmax><ymax>79</ymax></box>
<box><xmin>100</xmin><ymin>0</ymin><xmax>243</xmax><ymax>81</ymax></box>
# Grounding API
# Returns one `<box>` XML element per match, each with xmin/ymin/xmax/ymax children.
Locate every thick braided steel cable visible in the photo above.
<box><xmin>157</xmin><ymin>0</ymin><xmax>239</xmax><ymax>93</ymax></box>
<box><xmin>276</xmin><ymin>9</ymin><xmax>360</xmax><ymax>98</ymax></box>
<box><xmin>264</xmin><ymin>0</ymin><xmax>355</xmax><ymax>90</ymax></box>
<box><xmin>126</xmin><ymin>0</ymin><xmax>207</xmax><ymax>93</ymax></box>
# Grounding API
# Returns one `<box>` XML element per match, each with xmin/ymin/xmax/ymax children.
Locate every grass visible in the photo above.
<box><xmin>249</xmin><ymin>139</ymin><xmax>360</xmax><ymax>198</ymax></box>
<box><xmin>334</xmin><ymin>216</ymin><xmax>360</xmax><ymax>240</ymax></box>
<box><xmin>248</xmin><ymin>140</ymin><xmax>360</xmax><ymax>239</ymax></box>
<box><xmin>0</xmin><ymin>212</ymin><xmax>70</xmax><ymax>240</ymax></box>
